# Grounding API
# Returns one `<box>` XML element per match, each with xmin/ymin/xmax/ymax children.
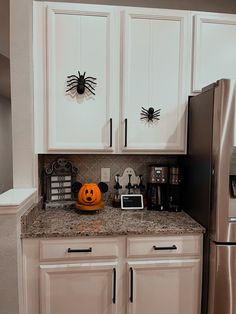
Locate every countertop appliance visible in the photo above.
<box><xmin>147</xmin><ymin>166</ymin><xmax>168</xmax><ymax>210</ymax></box>
<box><xmin>184</xmin><ymin>79</ymin><xmax>236</xmax><ymax>314</ymax></box>
<box><xmin>168</xmin><ymin>166</ymin><xmax>182</xmax><ymax>212</ymax></box>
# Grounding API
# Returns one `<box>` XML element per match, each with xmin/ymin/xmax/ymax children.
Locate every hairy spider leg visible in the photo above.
<box><xmin>67</xmin><ymin>75</ymin><xmax>79</xmax><ymax>79</ymax></box>
<box><xmin>140</xmin><ymin>117</ymin><xmax>149</xmax><ymax>120</ymax></box>
<box><xmin>85</xmin><ymin>76</ymin><xmax>97</xmax><ymax>80</ymax></box>
<box><xmin>67</xmin><ymin>78</ymin><xmax>78</xmax><ymax>83</ymax></box>
<box><xmin>78</xmin><ymin>71</ymin><xmax>81</xmax><ymax>76</ymax></box>
<box><xmin>66</xmin><ymin>81</ymin><xmax>78</xmax><ymax>87</ymax></box>
<box><xmin>84</xmin><ymin>82</ymin><xmax>95</xmax><ymax>90</ymax></box>
<box><xmin>84</xmin><ymin>79</ymin><xmax>97</xmax><ymax>85</ymax></box>
<box><xmin>141</xmin><ymin>111</ymin><xmax>149</xmax><ymax>115</ymax></box>
<box><xmin>66</xmin><ymin>85</ymin><xmax>77</xmax><ymax>92</ymax></box>
<box><xmin>85</xmin><ymin>85</ymin><xmax>95</xmax><ymax>95</ymax></box>
<box><xmin>153</xmin><ymin>109</ymin><xmax>161</xmax><ymax>114</ymax></box>
<box><xmin>142</xmin><ymin>107</ymin><xmax>148</xmax><ymax>113</ymax></box>
<box><xmin>153</xmin><ymin>113</ymin><xmax>160</xmax><ymax>117</ymax></box>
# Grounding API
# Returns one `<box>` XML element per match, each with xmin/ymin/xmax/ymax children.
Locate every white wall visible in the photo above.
<box><xmin>0</xmin><ymin>95</ymin><xmax>13</xmax><ymax>193</ymax></box>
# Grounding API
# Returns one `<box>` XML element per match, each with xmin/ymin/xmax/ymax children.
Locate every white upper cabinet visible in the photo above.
<box><xmin>34</xmin><ymin>2</ymin><xmax>119</xmax><ymax>152</ymax></box>
<box><xmin>121</xmin><ymin>9</ymin><xmax>191</xmax><ymax>153</ymax></box>
<box><xmin>35</xmin><ymin>4</ymin><xmax>236</xmax><ymax>153</ymax></box>
<box><xmin>33</xmin><ymin>3</ymin><xmax>191</xmax><ymax>154</ymax></box>
<box><xmin>192</xmin><ymin>12</ymin><xmax>236</xmax><ymax>93</ymax></box>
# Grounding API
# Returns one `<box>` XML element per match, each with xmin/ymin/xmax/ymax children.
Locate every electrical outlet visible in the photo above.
<box><xmin>101</xmin><ymin>168</ymin><xmax>110</xmax><ymax>182</ymax></box>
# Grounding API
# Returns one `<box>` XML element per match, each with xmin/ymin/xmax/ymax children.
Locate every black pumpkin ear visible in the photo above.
<box><xmin>72</xmin><ymin>182</ymin><xmax>82</xmax><ymax>195</ymax></box>
<box><xmin>98</xmin><ymin>182</ymin><xmax>108</xmax><ymax>193</ymax></box>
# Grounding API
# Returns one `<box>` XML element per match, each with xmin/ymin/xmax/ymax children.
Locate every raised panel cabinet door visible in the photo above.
<box><xmin>121</xmin><ymin>9</ymin><xmax>191</xmax><ymax>153</ymax></box>
<box><xmin>127</xmin><ymin>259</ymin><xmax>201</xmax><ymax>314</ymax></box>
<box><xmin>40</xmin><ymin>262</ymin><xmax>117</xmax><ymax>314</ymax></box>
<box><xmin>192</xmin><ymin>13</ymin><xmax>236</xmax><ymax>92</ymax></box>
<box><xmin>45</xmin><ymin>3</ymin><xmax>118</xmax><ymax>151</ymax></box>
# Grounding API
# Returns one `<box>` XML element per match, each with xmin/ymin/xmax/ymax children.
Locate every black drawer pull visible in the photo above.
<box><xmin>153</xmin><ymin>245</ymin><xmax>177</xmax><ymax>251</ymax></box>
<box><xmin>67</xmin><ymin>247</ymin><xmax>92</xmax><ymax>253</ymax></box>
<box><xmin>129</xmin><ymin>267</ymin><xmax>133</xmax><ymax>303</ymax></box>
<box><xmin>112</xmin><ymin>268</ymin><xmax>116</xmax><ymax>304</ymax></box>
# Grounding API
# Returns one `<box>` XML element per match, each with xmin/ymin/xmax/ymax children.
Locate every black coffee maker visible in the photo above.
<box><xmin>147</xmin><ymin>166</ymin><xmax>168</xmax><ymax>211</ymax></box>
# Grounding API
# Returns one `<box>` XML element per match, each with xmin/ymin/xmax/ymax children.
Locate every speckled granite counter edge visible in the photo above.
<box><xmin>22</xmin><ymin>228</ymin><xmax>205</xmax><ymax>239</ymax></box>
<box><xmin>21</xmin><ymin>199</ymin><xmax>43</xmax><ymax>234</ymax></box>
<box><xmin>21</xmin><ymin>206</ymin><xmax>205</xmax><ymax>239</ymax></box>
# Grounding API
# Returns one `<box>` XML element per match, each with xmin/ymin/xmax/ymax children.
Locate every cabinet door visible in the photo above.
<box><xmin>192</xmin><ymin>13</ymin><xmax>236</xmax><ymax>92</ymax></box>
<box><xmin>127</xmin><ymin>259</ymin><xmax>201</xmax><ymax>314</ymax></box>
<box><xmin>40</xmin><ymin>262</ymin><xmax>117</xmax><ymax>314</ymax></box>
<box><xmin>121</xmin><ymin>9</ymin><xmax>191</xmax><ymax>153</ymax></box>
<box><xmin>45</xmin><ymin>3</ymin><xmax>118</xmax><ymax>151</ymax></box>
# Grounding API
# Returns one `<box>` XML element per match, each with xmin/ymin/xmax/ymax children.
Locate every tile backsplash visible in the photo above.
<box><xmin>39</xmin><ymin>154</ymin><xmax>181</xmax><ymax>205</ymax></box>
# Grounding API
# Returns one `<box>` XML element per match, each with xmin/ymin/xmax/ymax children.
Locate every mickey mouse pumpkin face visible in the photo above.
<box><xmin>78</xmin><ymin>183</ymin><xmax>102</xmax><ymax>205</ymax></box>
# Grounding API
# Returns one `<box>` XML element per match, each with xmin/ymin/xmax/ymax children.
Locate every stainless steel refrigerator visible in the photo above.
<box><xmin>184</xmin><ymin>79</ymin><xmax>236</xmax><ymax>314</ymax></box>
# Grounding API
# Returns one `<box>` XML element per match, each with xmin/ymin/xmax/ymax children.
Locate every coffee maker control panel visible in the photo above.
<box><xmin>149</xmin><ymin>167</ymin><xmax>168</xmax><ymax>183</ymax></box>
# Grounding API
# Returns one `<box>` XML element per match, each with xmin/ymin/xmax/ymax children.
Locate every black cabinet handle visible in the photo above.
<box><xmin>67</xmin><ymin>248</ymin><xmax>92</xmax><ymax>253</ymax></box>
<box><xmin>112</xmin><ymin>268</ymin><xmax>116</xmax><ymax>304</ymax></box>
<box><xmin>129</xmin><ymin>267</ymin><xmax>133</xmax><ymax>303</ymax></box>
<box><xmin>110</xmin><ymin>118</ymin><xmax>112</xmax><ymax>147</ymax></box>
<box><xmin>153</xmin><ymin>245</ymin><xmax>177</xmax><ymax>251</ymax></box>
<box><xmin>124</xmin><ymin>118</ymin><xmax>127</xmax><ymax>147</ymax></box>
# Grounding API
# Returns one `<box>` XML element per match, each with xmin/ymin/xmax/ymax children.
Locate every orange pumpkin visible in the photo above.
<box><xmin>78</xmin><ymin>183</ymin><xmax>102</xmax><ymax>206</ymax></box>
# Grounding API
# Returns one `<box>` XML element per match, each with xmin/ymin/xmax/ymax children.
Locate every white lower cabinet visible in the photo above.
<box><xmin>127</xmin><ymin>259</ymin><xmax>201</xmax><ymax>314</ymax></box>
<box><xmin>22</xmin><ymin>235</ymin><xmax>202</xmax><ymax>314</ymax></box>
<box><xmin>40</xmin><ymin>262</ymin><xmax>117</xmax><ymax>314</ymax></box>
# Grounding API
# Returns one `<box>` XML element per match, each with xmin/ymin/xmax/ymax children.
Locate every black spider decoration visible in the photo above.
<box><xmin>66</xmin><ymin>71</ymin><xmax>97</xmax><ymax>96</ymax></box>
<box><xmin>140</xmin><ymin>107</ymin><xmax>161</xmax><ymax>122</ymax></box>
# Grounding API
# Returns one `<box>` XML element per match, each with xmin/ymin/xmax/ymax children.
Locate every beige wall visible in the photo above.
<box><xmin>0</xmin><ymin>0</ymin><xmax>9</xmax><ymax>57</ymax></box>
<box><xmin>0</xmin><ymin>95</ymin><xmax>13</xmax><ymax>194</ymax></box>
<box><xmin>10</xmin><ymin>0</ymin><xmax>35</xmax><ymax>189</ymax></box>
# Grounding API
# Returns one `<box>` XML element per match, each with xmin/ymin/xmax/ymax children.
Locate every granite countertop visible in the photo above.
<box><xmin>21</xmin><ymin>205</ymin><xmax>205</xmax><ymax>238</ymax></box>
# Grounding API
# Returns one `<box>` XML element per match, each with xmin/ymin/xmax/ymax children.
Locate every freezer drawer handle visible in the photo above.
<box><xmin>67</xmin><ymin>247</ymin><xmax>92</xmax><ymax>253</ymax></box>
<box><xmin>153</xmin><ymin>245</ymin><xmax>177</xmax><ymax>251</ymax></box>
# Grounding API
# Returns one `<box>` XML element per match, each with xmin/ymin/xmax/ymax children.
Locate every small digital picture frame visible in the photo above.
<box><xmin>121</xmin><ymin>194</ymin><xmax>144</xmax><ymax>210</ymax></box>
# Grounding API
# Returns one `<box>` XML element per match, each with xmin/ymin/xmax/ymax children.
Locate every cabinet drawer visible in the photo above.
<box><xmin>40</xmin><ymin>238</ymin><xmax>119</xmax><ymax>261</ymax></box>
<box><xmin>127</xmin><ymin>235</ymin><xmax>201</xmax><ymax>258</ymax></box>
